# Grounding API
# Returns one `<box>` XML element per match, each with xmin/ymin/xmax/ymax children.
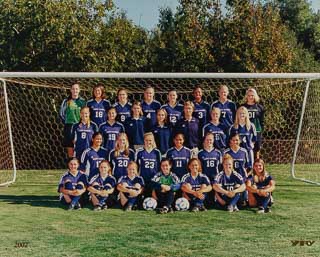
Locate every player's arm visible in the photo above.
<box><xmin>212</xmin><ymin>183</ymin><xmax>229</xmax><ymax>195</ymax></box>
<box><xmin>181</xmin><ymin>182</ymin><xmax>196</xmax><ymax>195</ymax></box>
<box><xmin>233</xmin><ymin>183</ymin><xmax>245</xmax><ymax>193</ymax></box>
<box><xmin>260</xmin><ymin>179</ymin><xmax>276</xmax><ymax>194</ymax></box>
<box><xmin>198</xmin><ymin>183</ymin><xmax>212</xmax><ymax>194</ymax></box>
<box><xmin>246</xmin><ymin>179</ymin><xmax>259</xmax><ymax>194</ymax></box>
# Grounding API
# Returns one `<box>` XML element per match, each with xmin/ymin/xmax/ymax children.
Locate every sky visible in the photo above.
<box><xmin>113</xmin><ymin>0</ymin><xmax>320</xmax><ymax>30</ymax></box>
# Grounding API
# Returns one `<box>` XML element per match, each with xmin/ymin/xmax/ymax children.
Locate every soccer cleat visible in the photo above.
<box><xmin>159</xmin><ymin>206</ymin><xmax>169</xmax><ymax>214</ymax></box>
<box><xmin>233</xmin><ymin>205</ymin><xmax>239</xmax><ymax>212</ymax></box>
<box><xmin>68</xmin><ymin>204</ymin><xmax>75</xmax><ymax>211</ymax></box>
<box><xmin>101</xmin><ymin>205</ymin><xmax>108</xmax><ymax>211</ymax></box>
<box><xmin>93</xmin><ymin>206</ymin><xmax>102</xmax><ymax>211</ymax></box>
<box><xmin>265</xmin><ymin>207</ymin><xmax>271</xmax><ymax>213</ymax></box>
<box><xmin>227</xmin><ymin>205</ymin><xmax>233</xmax><ymax>212</ymax></box>
<box><xmin>199</xmin><ymin>205</ymin><xmax>207</xmax><ymax>212</ymax></box>
<box><xmin>125</xmin><ymin>204</ymin><xmax>133</xmax><ymax>211</ymax></box>
<box><xmin>75</xmin><ymin>202</ymin><xmax>82</xmax><ymax>210</ymax></box>
<box><xmin>191</xmin><ymin>206</ymin><xmax>199</xmax><ymax>212</ymax></box>
<box><xmin>257</xmin><ymin>207</ymin><xmax>265</xmax><ymax>214</ymax></box>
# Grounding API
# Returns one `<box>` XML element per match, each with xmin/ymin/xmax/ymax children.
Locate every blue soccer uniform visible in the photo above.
<box><xmin>108</xmin><ymin>149</ymin><xmax>135</xmax><ymax>180</ymax></box>
<box><xmin>161</xmin><ymin>103</ymin><xmax>184</xmax><ymax>126</ymax></box>
<box><xmin>152</xmin><ymin>124</ymin><xmax>172</xmax><ymax>155</ymax></box>
<box><xmin>198</xmin><ymin>148</ymin><xmax>222</xmax><ymax>182</ymax></box>
<box><xmin>193</xmin><ymin>100</ymin><xmax>211</xmax><ymax>130</ymax></box>
<box><xmin>174</xmin><ymin>117</ymin><xmax>200</xmax><ymax>149</ymax></box>
<box><xmin>118</xmin><ymin>175</ymin><xmax>145</xmax><ymax>207</ymax></box>
<box><xmin>224</xmin><ymin>147</ymin><xmax>251</xmax><ymax>179</ymax></box>
<box><xmin>80</xmin><ymin>147</ymin><xmax>108</xmax><ymax>180</ymax></box>
<box><xmin>99</xmin><ymin>121</ymin><xmax>125</xmax><ymax>151</ymax></box>
<box><xmin>247</xmin><ymin>174</ymin><xmax>273</xmax><ymax>210</ymax></box>
<box><xmin>113</xmin><ymin>102</ymin><xmax>132</xmax><ymax>124</ymax></box>
<box><xmin>202</xmin><ymin>122</ymin><xmax>228</xmax><ymax>151</ymax></box>
<box><xmin>211</xmin><ymin>100</ymin><xmax>237</xmax><ymax>129</ymax></box>
<box><xmin>124</xmin><ymin>117</ymin><xmax>146</xmax><ymax>148</ymax></box>
<box><xmin>165</xmin><ymin>146</ymin><xmax>191</xmax><ymax>179</ymax></box>
<box><xmin>86</xmin><ymin>99</ymin><xmax>111</xmax><ymax>127</ymax></box>
<box><xmin>141</xmin><ymin>100</ymin><xmax>161</xmax><ymax>131</ymax></box>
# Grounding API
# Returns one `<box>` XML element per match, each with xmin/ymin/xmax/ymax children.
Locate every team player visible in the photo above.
<box><xmin>113</xmin><ymin>88</ymin><xmax>132</xmax><ymax>124</ymax></box>
<box><xmin>202</xmin><ymin>107</ymin><xmax>228</xmax><ymax>151</ymax></box>
<box><xmin>151</xmin><ymin>159</ymin><xmax>180</xmax><ymax>214</ymax></box>
<box><xmin>86</xmin><ymin>84</ymin><xmax>111</xmax><ymax>127</ymax></box>
<box><xmin>211</xmin><ymin>85</ymin><xmax>237</xmax><ymax>129</ymax></box>
<box><xmin>59</xmin><ymin>83</ymin><xmax>86</xmax><ymax>158</ymax></box>
<box><xmin>161</xmin><ymin>89</ymin><xmax>184</xmax><ymax>126</ymax></box>
<box><xmin>99</xmin><ymin>107</ymin><xmax>125</xmax><ymax>151</ymax></box>
<box><xmin>198</xmin><ymin>133</ymin><xmax>222</xmax><ymax>182</ymax></box>
<box><xmin>141</xmin><ymin>86</ymin><xmax>161</xmax><ymax>131</ymax></box>
<box><xmin>108</xmin><ymin>133</ymin><xmax>135</xmax><ymax>180</ymax></box>
<box><xmin>87</xmin><ymin>160</ymin><xmax>116</xmax><ymax>211</ymax></box>
<box><xmin>80</xmin><ymin>132</ymin><xmax>108</xmax><ymax>180</ymax></box>
<box><xmin>229</xmin><ymin>106</ymin><xmax>257</xmax><ymax>167</ymax></box>
<box><xmin>181</xmin><ymin>158</ymin><xmax>212</xmax><ymax>212</ymax></box>
<box><xmin>136</xmin><ymin>133</ymin><xmax>162</xmax><ymax>195</ymax></box>
<box><xmin>58</xmin><ymin>157</ymin><xmax>88</xmax><ymax>210</ymax></box>
<box><xmin>124</xmin><ymin>101</ymin><xmax>147</xmax><ymax>150</ymax></box>
<box><xmin>192</xmin><ymin>86</ymin><xmax>211</xmax><ymax>130</ymax></box>
<box><xmin>213</xmin><ymin>154</ymin><xmax>246</xmax><ymax>212</ymax></box>
<box><xmin>241</xmin><ymin>88</ymin><xmax>265</xmax><ymax>159</ymax></box>
<box><xmin>165</xmin><ymin>133</ymin><xmax>191</xmax><ymax>179</ymax></box>
<box><xmin>152</xmin><ymin>109</ymin><xmax>172</xmax><ymax>155</ymax></box>
<box><xmin>246</xmin><ymin>158</ymin><xmax>275</xmax><ymax>213</ymax></box>
<box><xmin>117</xmin><ymin>161</ymin><xmax>145</xmax><ymax>211</ymax></box>
<box><xmin>71</xmin><ymin>107</ymin><xmax>98</xmax><ymax>160</ymax></box>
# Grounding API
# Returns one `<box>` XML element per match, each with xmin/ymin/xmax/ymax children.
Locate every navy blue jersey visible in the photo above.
<box><xmin>229</xmin><ymin>124</ymin><xmax>257</xmax><ymax>150</ymax></box>
<box><xmin>80</xmin><ymin>147</ymin><xmax>108</xmax><ymax>180</ymax></box>
<box><xmin>136</xmin><ymin>148</ymin><xmax>162</xmax><ymax>184</ymax></box>
<box><xmin>193</xmin><ymin>100</ymin><xmax>211</xmax><ymax>129</ymax></box>
<box><xmin>181</xmin><ymin>173</ymin><xmax>211</xmax><ymax>191</ymax></box>
<box><xmin>118</xmin><ymin>175</ymin><xmax>145</xmax><ymax>189</ymax></box>
<box><xmin>248</xmin><ymin>174</ymin><xmax>273</xmax><ymax>189</ymax></box>
<box><xmin>141</xmin><ymin>100</ymin><xmax>161</xmax><ymax>131</ymax></box>
<box><xmin>161</xmin><ymin>103</ymin><xmax>184</xmax><ymax>126</ymax></box>
<box><xmin>224</xmin><ymin>147</ymin><xmax>250</xmax><ymax>178</ymax></box>
<box><xmin>124</xmin><ymin>117</ymin><xmax>146</xmax><ymax>147</ymax></box>
<box><xmin>213</xmin><ymin>171</ymin><xmax>244</xmax><ymax>192</ymax></box>
<box><xmin>58</xmin><ymin>170</ymin><xmax>88</xmax><ymax>193</ymax></box>
<box><xmin>71</xmin><ymin>121</ymin><xmax>98</xmax><ymax>159</ymax></box>
<box><xmin>89</xmin><ymin>173</ymin><xmax>117</xmax><ymax>189</ymax></box>
<box><xmin>241</xmin><ymin>103</ymin><xmax>265</xmax><ymax>133</ymax></box>
<box><xmin>99</xmin><ymin>121</ymin><xmax>125</xmax><ymax>150</ymax></box>
<box><xmin>152</xmin><ymin>124</ymin><xmax>172</xmax><ymax>154</ymax></box>
<box><xmin>86</xmin><ymin>99</ymin><xmax>111</xmax><ymax>127</ymax></box>
<box><xmin>198</xmin><ymin>148</ymin><xmax>222</xmax><ymax>182</ymax></box>
<box><xmin>151</xmin><ymin>172</ymin><xmax>181</xmax><ymax>191</ymax></box>
<box><xmin>165</xmin><ymin>147</ymin><xmax>191</xmax><ymax>179</ymax></box>
<box><xmin>108</xmin><ymin>149</ymin><xmax>135</xmax><ymax>180</ymax></box>
<box><xmin>113</xmin><ymin>102</ymin><xmax>132</xmax><ymax>124</ymax></box>
<box><xmin>211</xmin><ymin>100</ymin><xmax>237</xmax><ymax>128</ymax></box>
<box><xmin>174</xmin><ymin>117</ymin><xmax>200</xmax><ymax>148</ymax></box>
<box><xmin>202</xmin><ymin>122</ymin><xmax>228</xmax><ymax>151</ymax></box>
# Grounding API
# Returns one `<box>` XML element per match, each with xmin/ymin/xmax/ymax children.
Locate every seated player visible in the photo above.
<box><xmin>151</xmin><ymin>159</ymin><xmax>180</xmax><ymax>214</ymax></box>
<box><xmin>192</xmin><ymin>86</ymin><xmax>211</xmax><ymax>131</ymax></box>
<box><xmin>213</xmin><ymin>154</ymin><xmax>246</xmax><ymax>212</ymax></box>
<box><xmin>113</xmin><ymin>88</ymin><xmax>132</xmax><ymax>124</ymax></box>
<box><xmin>87</xmin><ymin>160</ymin><xmax>116</xmax><ymax>211</ymax></box>
<box><xmin>58</xmin><ymin>157</ymin><xmax>88</xmax><ymax>210</ymax></box>
<box><xmin>246</xmin><ymin>158</ymin><xmax>275</xmax><ymax>213</ymax></box>
<box><xmin>117</xmin><ymin>161</ymin><xmax>145</xmax><ymax>211</ymax></box>
<box><xmin>141</xmin><ymin>86</ymin><xmax>161</xmax><ymax>131</ymax></box>
<box><xmin>161</xmin><ymin>89</ymin><xmax>183</xmax><ymax>126</ymax></box>
<box><xmin>181</xmin><ymin>158</ymin><xmax>212</xmax><ymax>212</ymax></box>
<box><xmin>152</xmin><ymin>108</ymin><xmax>172</xmax><ymax>155</ymax></box>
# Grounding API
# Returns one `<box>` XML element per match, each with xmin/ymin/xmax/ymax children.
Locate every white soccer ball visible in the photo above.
<box><xmin>143</xmin><ymin>197</ymin><xmax>157</xmax><ymax>211</ymax></box>
<box><xmin>175</xmin><ymin>197</ymin><xmax>190</xmax><ymax>211</ymax></box>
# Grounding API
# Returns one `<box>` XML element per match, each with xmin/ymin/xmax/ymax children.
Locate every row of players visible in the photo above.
<box><xmin>58</xmin><ymin>154</ymin><xmax>275</xmax><ymax>214</ymax></box>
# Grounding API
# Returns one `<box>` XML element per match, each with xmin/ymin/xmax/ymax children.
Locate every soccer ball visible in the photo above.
<box><xmin>142</xmin><ymin>197</ymin><xmax>157</xmax><ymax>211</ymax></box>
<box><xmin>175</xmin><ymin>197</ymin><xmax>190</xmax><ymax>211</ymax></box>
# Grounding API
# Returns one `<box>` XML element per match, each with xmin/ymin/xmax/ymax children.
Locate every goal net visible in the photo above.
<box><xmin>0</xmin><ymin>73</ymin><xmax>319</xmax><ymax>186</ymax></box>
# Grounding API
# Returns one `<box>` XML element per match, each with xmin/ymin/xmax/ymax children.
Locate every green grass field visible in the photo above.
<box><xmin>0</xmin><ymin>166</ymin><xmax>319</xmax><ymax>257</ymax></box>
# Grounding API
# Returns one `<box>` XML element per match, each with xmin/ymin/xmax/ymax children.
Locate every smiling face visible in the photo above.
<box><xmin>174</xmin><ymin>134</ymin><xmax>184</xmax><ymax>149</ymax></box>
<box><xmin>203</xmin><ymin>133</ymin><xmax>214</xmax><ymax>149</ymax></box>
<box><xmin>80</xmin><ymin>107</ymin><xmax>90</xmax><ymax>123</ymax></box>
<box><xmin>254</xmin><ymin>161</ymin><xmax>264</xmax><ymax>175</ymax></box>
<box><xmin>107</xmin><ymin>108</ymin><xmax>117</xmax><ymax>122</ymax></box>
<box><xmin>68</xmin><ymin>159</ymin><xmax>79</xmax><ymax>173</ymax></box>
<box><xmin>157</xmin><ymin>109</ymin><xmax>166</xmax><ymax>124</ymax></box>
<box><xmin>193</xmin><ymin>87</ymin><xmax>203</xmax><ymax>102</ymax></box>
<box><xmin>144</xmin><ymin>134</ymin><xmax>154</xmax><ymax>149</ymax></box>
<box><xmin>99</xmin><ymin>161</ymin><xmax>111</xmax><ymax>177</ymax></box>
<box><xmin>144</xmin><ymin>87</ymin><xmax>154</xmax><ymax>102</ymax></box>
<box><xmin>161</xmin><ymin>160</ymin><xmax>171</xmax><ymax>176</ymax></box>
<box><xmin>188</xmin><ymin>159</ymin><xmax>201</xmax><ymax>176</ymax></box>
<box><xmin>218</xmin><ymin>86</ymin><xmax>228</xmax><ymax>102</ymax></box>
<box><xmin>132</xmin><ymin>104</ymin><xmax>142</xmax><ymax>117</ymax></box>
<box><xmin>223</xmin><ymin>158</ymin><xmax>233</xmax><ymax>175</ymax></box>
<box><xmin>71</xmin><ymin>84</ymin><xmax>80</xmax><ymax>99</ymax></box>
<box><xmin>117</xmin><ymin>89</ymin><xmax>128</xmax><ymax>103</ymax></box>
<box><xmin>246</xmin><ymin>91</ymin><xmax>256</xmax><ymax>104</ymax></box>
<box><xmin>229</xmin><ymin>135</ymin><xmax>240</xmax><ymax>149</ymax></box>
<box><xmin>127</xmin><ymin>162</ymin><xmax>138</xmax><ymax>178</ymax></box>
<box><xmin>237</xmin><ymin>107</ymin><xmax>248</xmax><ymax>123</ymax></box>
<box><xmin>92</xmin><ymin>134</ymin><xmax>103</xmax><ymax>148</ymax></box>
<box><xmin>211</xmin><ymin>108</ymin><xmax>220</xmax><ymax>123</ymax></box>
<box><xmin>117</xmin><ymin>133</ymin><xmax>128</xmax><ymax>149</ymax></box>
<box><xmin>94</xmin><ymin>87</ymin><xmax>103</xmax><ymax>99</ymax></box>
<box><xmin>168</xmin><ymin>90</ymin><xmax>177</xmax><ymax>104</ymax></box>
<box><xmin>184</xmin><ymin>103</ymin><xmax>194</xmax><ymax>118</ymax></box>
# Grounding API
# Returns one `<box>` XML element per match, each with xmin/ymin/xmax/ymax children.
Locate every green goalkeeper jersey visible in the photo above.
<box><xmin>59</xmin><ymin>97</ymin><xmax>86</xmax><ymax>124</ymax></box>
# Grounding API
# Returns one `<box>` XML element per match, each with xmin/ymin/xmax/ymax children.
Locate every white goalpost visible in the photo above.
<box><xmin>0</xmin><ymin>72</ymin><xmax>319</xmax><ymax>186</ymax></box>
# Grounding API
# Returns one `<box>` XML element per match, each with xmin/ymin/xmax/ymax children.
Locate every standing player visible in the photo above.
<box><xmin>192</xmin><ymin>86</ymin><xmax>211</xmax><ymax>131</ymax></box>
<box><xmin>202</xmin><ymin>107</ymin><xmax>228</xmax><ymax>151</ymax></box>
<box><xmin>60</xmin><ymin>83</ymin><xmax>86</xmax><ymax>158</ymax></box>
<box><xmin>152</xmin><ymin>109</ymin><xmax>172</xmax><ymax>155</ymax></box>
<box><xmin>117</xmin><ymin>161</ymin><xmax>145</xmax><ymax>211</ymax></box>
<box><xmin>141</xmin><ymin>86</ymin><xmax>161</xmax><ymax>131</ymax></box>
<box><xmin>211</xmin><ymin>85</ymin><xmax>237</xmax><ymax>129</ymax></box>
<box><xmin>80</xmin><ymin>132</ymin><xmax>108</xmax><ymax>180</ymax></box>
<box><xmin>151</xmin><ymin>159</ymin><xmax>181</xmax><ymax>214</ymax></box>
<box><xmin>246</xmin><ymin>158</ymin><xmax>275</xmax><ymax>213</ymax></box>
<box><xmin>108</xmin><ymin>133</ymin><xmax>135</xmax><ymax>180</ymax></box>
<box><xmin>86</xmin><ymin>84</ymin><xmax>111</xmax><ymax>127</ymax></box>
<box><xmin>213</xmin><ymin>154</ymin><xmax>246</xmax><ymax>212</ymax></box>
<box><xmin>241</xmin><ymin>88</ymin><xmax>265</xmax><ymax>159</ymax></box>
<box><xmin>181</xmin><ymin>158</ymin><xmax>212</xmax><ymax>212</ymax></box>
<box><xmin>99</xmin><ymin>107</ymin><xmax>125</xmax><ymax>151</ymax></box>
<box><xmin>113</xmin><ymin>88</ymin><xmax>132</xmax><ymax>124</ymax></box>
<box><xmin>161</xmin><ymin>89</ymin><xmax>184</xmax><ymax>126</ymax></box>
<box><xmin>58</xmin><ymin>157</ymin><xmax>88</xmax><ymax>210</ymax></box>
<box><xmin>165</xmin><ymin>133</ymin><xmax>191</xmax><ymax>179</ymax></box>
<box><xmin>71</xmin><ymin>107</ymin><xmax>98</xmax><ymax>161</ymax></box>
<box><xmin>87</xmin><ymin>160</ymin><xmax>116</xmax><ymax>211</ymax></box>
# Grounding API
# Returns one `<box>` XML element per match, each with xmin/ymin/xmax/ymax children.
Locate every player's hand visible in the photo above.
<box><xmin>194</xmin><ymin>191</ymin><xmax>205</xmax><ymax>200</ymax></box>
<box><xmin>129</xmin><ymin>189</ymin><xmax>139</xmax><ymax>197</ymax></box>
<box><xmin>100</xmin><ymin>190</ymin><xmax>109</xmax><ymax>197</ymax></box>
<box><xmin>161</xmin><ymin>185</ymin><xmax>171</xmax><ymax>192</ymax></box>
<box><xmin>227</xmin><ymin>191</ymin><xmax>235</xmax><ymax>198</ymax></box>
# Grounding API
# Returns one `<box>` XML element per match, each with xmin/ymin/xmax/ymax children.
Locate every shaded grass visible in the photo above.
<box><xmin>0</xmin><ymin>166</ymin><xmax>319</xmax><ymax>257</ymax></box>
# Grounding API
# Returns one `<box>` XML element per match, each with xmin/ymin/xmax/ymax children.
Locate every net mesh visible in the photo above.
<box><xmin>1</xmin><ymin>76</ymin><xmax>319</xmax><ymax>184</ymax></box>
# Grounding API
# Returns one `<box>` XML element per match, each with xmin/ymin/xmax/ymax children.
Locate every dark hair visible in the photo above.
<box><xmin>67</xmin><ymin>157</ymin><xmax>80</xmax><ymax>165</ymax></box>
<box><xmin>92</xmin><ymin>84</ymin><xmax>106</xmax><ymax>99</ymax></box>
<box><xmin>161</xmin><ymin>158</ymin><xmax>172</xmax><ymax>166</ymax></box>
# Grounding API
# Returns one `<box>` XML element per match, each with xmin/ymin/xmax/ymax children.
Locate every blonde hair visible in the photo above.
<box><xmin>234</xmin><ymin>106</ymin><xmax>251</xmax><ymax>131</ymax></box>
<box><xmin>188</xmin><ymin>158</ymin><xmax>202</xmax><ymax>173</ymax></box>
<box><xmin>127</xmin><ymin>161</ymin><xmax>139</xmax><ymax>175</ymax></box>
<box><xmin>245</xmin><ymin>87</ymin><xmax>260</xmax><ymax>103</ymax></box>
<box><xmin>114</xmin><ymin>133</ymin><xmax>130</xmax><ymax>157</ymax></box>
<box><xmin>219</xmin><ymin>85</ymin><xmax>229</xmax><ymax>94</ymax></box>
<box><xmin>184</xmin><ymin>101</ymin><xmax>195</xmax><ymax>110</ymax></box>
<box><xmin>144</xmin><ymin>132</ymin><xmax>157</xmax><ymax>149</ymax></box>
<box><xmin>211</xmin><ymin>107</ymin><xmax>221</xmax><ymax>117</ymax></box>
<box><xmin>253</xmin><ymin>158</ymin><xmax>268</xmax><ymax>183</ymax></box>
<box><xmin>80</xmin><ymin>106</ymin><xmax>91</xmax><ymax>126</ymax></box>
<box><xmin>157</xmin><ymin>108</ymin><xmax>168</xmax><ymax>125</ymax></box>
<box><xmin>222</xmin><ymin>153</ymin><xmax>234</xmax><ymax>166</ymax></box>
<box><xmin>131</xmin><ymin>101</ymin><xmax>143</xmax><ymax>117</ymax></box>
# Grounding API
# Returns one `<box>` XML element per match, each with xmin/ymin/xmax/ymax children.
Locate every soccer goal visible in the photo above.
<box><xmin>0</xmin><ymin>72</ymin><xmax>319</xmax><ymax>186</ymax></box>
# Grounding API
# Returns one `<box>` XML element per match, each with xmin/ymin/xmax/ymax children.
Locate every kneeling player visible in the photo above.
<box><xmin>246</xmin><ymin>158</ymin><xmax>275</xmax><ymax>213</ymax></box>
<box><xmin>151</xmin><ymin>159</ymin><xmax>180</xmax><ymax>214</ymax></box>
<box><xmin>58</xmin><ymin>157</ymin><xmax>88</xmax><ymax>210</ymax></box>
<box><xmin>117</xmin><ymin>161</ymin><xmax>145</xmax><ymax>211</ymax></box>
<box><xmin>213</xmin><ymin>154</ymin><xmax>246</xmax><ymax>212</ymax></box>
<box><xmin>181</xmin><ymin>158</ymin><xmax>212</xmax><ymax>212</ymax></box>
<box><xmin>87</xmin><ymin>160</ymin><xmax>116</xmax><ymax>211</ymax></box>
